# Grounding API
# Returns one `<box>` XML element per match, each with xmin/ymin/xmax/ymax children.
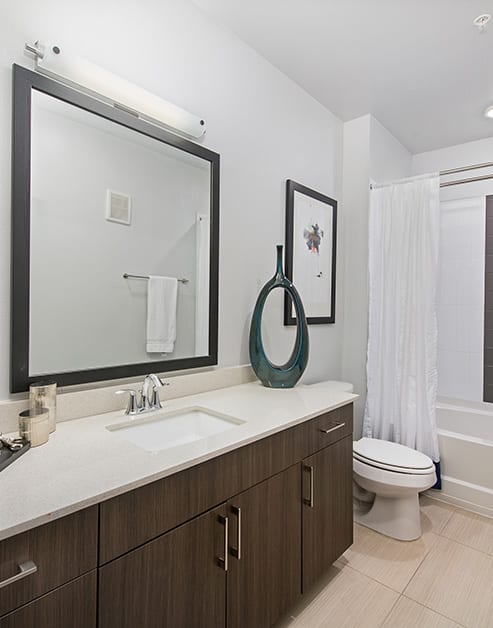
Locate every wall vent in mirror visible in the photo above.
<box><xmin>10</xmin><ymin>64</ymin><xmax>219</xmax><ymax>392</ymax></box>
<box><xmin>106</xmin><ymin>190</ymin><xmax>132</xmax><ymax>225</ymax></box>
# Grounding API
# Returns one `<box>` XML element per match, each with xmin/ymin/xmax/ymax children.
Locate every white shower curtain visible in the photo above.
<box><xmin>363</xmin><ymin>173</ymin><xmax>440</xmax><ymax>462</ymax></box>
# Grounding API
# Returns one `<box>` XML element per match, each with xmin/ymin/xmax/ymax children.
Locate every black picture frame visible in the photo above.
<box><xmin>11</xmin><ymin>64</ymin><xmax>220</xmax><ymax>392</ymax></box>
<box><xmin>284</xmin><ymin>179</ymin><xmax>337</xmax><ymax>325</ymax></box>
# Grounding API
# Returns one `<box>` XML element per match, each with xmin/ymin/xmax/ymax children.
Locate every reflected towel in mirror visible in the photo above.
<box><xmin>146</xmin><ymin>276</ymin><xmax>178</xmax><ymax>353</ymax></box>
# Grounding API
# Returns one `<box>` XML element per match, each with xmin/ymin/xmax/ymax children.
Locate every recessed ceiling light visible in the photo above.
<box><xmin>473</xmin><ymin>14</ymin><xmax>491</xmax><ymax>30</ymax></box>
<box><xmin>485</xmin><ymin>105</ymin><xmax>493</xmax><ymax>119</ymax></box>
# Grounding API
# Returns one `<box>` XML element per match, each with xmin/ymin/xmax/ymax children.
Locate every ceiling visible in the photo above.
<box><xmin>194</xmin><ymin>0</ymin><xmax>493</xmax><ymax>153</ymax></box>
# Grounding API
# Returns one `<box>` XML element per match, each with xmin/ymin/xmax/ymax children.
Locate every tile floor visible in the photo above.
<box><xmin>275</xmin><ymin>496</ymin><xmax>493</xmax><ymax>628</ymax></box>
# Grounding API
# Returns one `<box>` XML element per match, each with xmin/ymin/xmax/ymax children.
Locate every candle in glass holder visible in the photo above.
<box><xmin>19</xmin><ymin>407</ymin><xmax>50</xmax><ymax>446</ymax></box>
<box><xmin>29</xmin><ymin>380</ymin><xmax>57</xmax><ymax>433</ymax></box>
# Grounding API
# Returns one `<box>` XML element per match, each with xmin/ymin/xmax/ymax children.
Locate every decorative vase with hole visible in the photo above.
<box><xmin>249</xmin><ymin>245</ymin><xmax>309</xmax><ymax>388</ymax></box>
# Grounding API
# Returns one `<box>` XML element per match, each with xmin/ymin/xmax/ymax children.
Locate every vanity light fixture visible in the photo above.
<box><xmin>485</xmin><ymin>105</ymin><xmax>493</xmax><ymax>119</ymax></box>
<box><xmin>24</xmin><ymin>41</ymin><xmax>206</xmax><ymax>139</ymax></box>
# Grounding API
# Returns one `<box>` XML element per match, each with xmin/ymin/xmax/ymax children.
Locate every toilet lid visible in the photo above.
<box><xmin>353</xmin><ymin>438</ymin><xmax>435</xmax><ymax>471</ymax></box>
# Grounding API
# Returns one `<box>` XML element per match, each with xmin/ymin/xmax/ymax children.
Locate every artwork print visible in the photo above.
<box><xmin>284</xmin><ymin>180</ymin><xmax>337</xmax><ymax>325</ymax></box>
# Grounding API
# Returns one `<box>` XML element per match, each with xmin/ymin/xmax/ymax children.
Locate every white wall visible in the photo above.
<box><xmin>369</xmin><ymin>117</ymin><xmax>413</xmax><ymax>184</ymax></box>
<box><xmin>413</xmin><ymin>137</ymin><xmax>493</xmax><ymax>402</ymax></box>
<box><xmin>341</xmin><ymin>115</ymin><xmax>371</xmax><ymax>432</ymax></box>
<box><xmin>341</xmin><ymin>115</ymin><xmax>411</xmax><ymax>436</ymax></box>
<box><xmin>0</xmin><ymin>0</ymin><xmax>344</xmax><ymax>398</ymax></box>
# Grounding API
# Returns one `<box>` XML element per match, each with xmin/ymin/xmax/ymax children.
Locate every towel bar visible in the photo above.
<box><xmin>123</xmin><ymin>273</ymin><xmax>189</xmax><ymax>284</ymax></box>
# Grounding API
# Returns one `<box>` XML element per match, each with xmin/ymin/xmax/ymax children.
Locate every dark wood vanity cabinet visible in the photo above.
<box><xmin>98</xmin><ymin>403</ymin><xmax>353</xmax><ymax>628</ymax></box>
<box><xmin>99</xmin><ymin>464</ymin><xmax>303</xmax><ymax>628</ymax></box>
<box><xmin>0</xmin><ymin>403</ymin><xmax>353</xmax><ymax>628</ymax></box>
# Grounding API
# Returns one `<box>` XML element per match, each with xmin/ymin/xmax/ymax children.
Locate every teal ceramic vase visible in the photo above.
<box><xmin>249</xmin><ymin>245</ymin><xmax>309</xmax><ymax>388</ymax></box>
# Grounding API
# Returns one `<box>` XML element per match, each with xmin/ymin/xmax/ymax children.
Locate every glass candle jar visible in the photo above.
<box><xmin>30</xmin><ymin>381</ymin><xmax>57</xmax><ymax>433</ymax></box>
<box><xmin>19</xmin><ymin>407</ymin><xmax>50</xmax><ymax>447</ymax></box>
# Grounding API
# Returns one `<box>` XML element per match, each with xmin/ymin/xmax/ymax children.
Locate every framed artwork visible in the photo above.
<box><xmin>284</xmin><ymin>179</ymin><xmax>337</xmax><ymax>325</ymax></box>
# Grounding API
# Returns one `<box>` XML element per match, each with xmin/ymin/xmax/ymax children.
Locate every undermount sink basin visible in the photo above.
<box><xmin>106</xmin><ymin>406</ymin><xmax>245</xmax><ymax>453</ymax></box>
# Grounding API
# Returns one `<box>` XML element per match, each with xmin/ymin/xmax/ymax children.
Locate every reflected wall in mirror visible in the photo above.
<box><xmin>11</xmin><ymin>65</ymin><xmax>219</xmax><ymax>392</ymax></box>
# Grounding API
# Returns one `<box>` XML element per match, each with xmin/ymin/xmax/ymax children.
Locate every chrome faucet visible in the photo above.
<box><xmin>116</xmin><ymin>374</ymin><xmax>169</xmax><ymax>415</ymax></box>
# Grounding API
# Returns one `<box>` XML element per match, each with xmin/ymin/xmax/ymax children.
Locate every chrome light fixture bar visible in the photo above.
<box><xmin>24</xmin><ymin>41</ymin><xmax>206</xmax><ymax>139</ymax></box>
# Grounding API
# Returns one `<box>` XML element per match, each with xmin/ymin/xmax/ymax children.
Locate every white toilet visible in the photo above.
<box><xmin>353</xmin><ymin>438</ymin><xmax>436</xmax><ymax>541</ymax></box>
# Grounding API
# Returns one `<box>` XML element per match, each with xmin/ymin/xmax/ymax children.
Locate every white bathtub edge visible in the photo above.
<box><xmin>425</xmin><ymin>476</ymin><xmax>493</xmax><ymax>519</ymax></box>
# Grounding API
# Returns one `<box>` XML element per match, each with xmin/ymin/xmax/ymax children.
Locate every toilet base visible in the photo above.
<box><xmin>353</xmin><ymin>492</ymin><xmax>422</xmax><ymax>541</ymax></box>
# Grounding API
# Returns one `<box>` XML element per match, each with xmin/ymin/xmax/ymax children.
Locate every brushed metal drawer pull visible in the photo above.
<box><xmin>0</xmin><ymin>560</ymin><xmax>37</xmax><ymax>589</ymax></box>
<box><xmin>217</xmin><ymin>515</ymin><xmax>229</xmax><ymax>572</ymax></box>
<box><xmin>230</xmin><ymin>505</ymin><xmax>242</xmax><ymax>560</ymax></box>
<box><xmin>303</xmin><ymin>465</ymin><xmax>314</xmax><ymax>508</ymax></box>
<box><xmin>319</xmin><ymin>422</ymin><xmax>346</xmax><ymax>435</ymax></box>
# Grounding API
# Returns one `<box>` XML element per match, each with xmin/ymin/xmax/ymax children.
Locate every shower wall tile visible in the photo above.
<box><xmin>457</xmin><ymin>261</ymin><xmax>484</xmax><ymax>310</ymax></box>
<box><xmin>438</xmin><ymin>350</ymin><xmax>466</xmax><ymax>398</ymax></box>
<box><xmin>438</xmin><ymin>306</ymin><xmax>457</xmax><ymax>351</ymax></box>
<box><xmin>465</xmin><ymin>352</ymin><xmax>484</xmax><ymax>400</ymax></box>
<box><xmin>456</xmin><ymin>306</ymin><xmax>483</xmax><ymax>354</ymax></box>
<box><xmin>438</xmin><ymin>197</ymin><xmax>485</xmax><ymax>401</ymax></box>
<box><xmin>438</xmin><ymin>261</ymin><xmax>459</xmax><ymax>306</ymax></box>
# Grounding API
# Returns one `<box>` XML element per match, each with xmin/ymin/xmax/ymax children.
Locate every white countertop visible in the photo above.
<box><xmin>0</xmin><ymin>380</ymin><xmax>356</xmax><ymax>541</ymax></box>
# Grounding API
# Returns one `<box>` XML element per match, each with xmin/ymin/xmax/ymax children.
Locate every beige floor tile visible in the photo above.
<box><xmin>420</xmin><ymin>495</ymin><xmax>456</xmax><ymax>535</ymax></box>
<box><xmin>277</xmin><ymin>563</ymin><xmax>399</xmax><ymax>628</ymax></box>
<box><xmin>404</xmin><ymin>536</ymin><xmax>493</xmax><ymax>627</ymax></box>
<box><xmin>340</xmin><ymin>523</ymin><xmax>438</xmax><ymax>592</ymax></box>
<box><xmin>382</xmin><ymin>596</ymin><xmax>463</xmax><ymax>628</ymax></box>
<box><xmin>441</xmin><ymin>508</ymin><xmax>493</xmax><ymax>555</ymax></box>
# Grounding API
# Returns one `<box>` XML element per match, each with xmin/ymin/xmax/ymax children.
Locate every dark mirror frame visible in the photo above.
<box><xmin>11</xmin><ymin>64</ymin><xmax>220</xmax><ymax>393</ymax></box>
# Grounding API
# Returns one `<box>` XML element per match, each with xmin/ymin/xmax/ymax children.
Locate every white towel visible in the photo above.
<box><xmin>146</xmin><ymin>276</ymin><xmax>178</xmax><ymax>353</ymax></box>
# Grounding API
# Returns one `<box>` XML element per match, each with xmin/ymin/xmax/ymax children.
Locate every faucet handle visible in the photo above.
<box><xmin>151</xmin><ymin>386</ymin><xmax>162</xmax><ymax>410</ymax></box>
<box><xmin>150</xmin><ymin>381</ymin><xmax>170</xmax><ymax>409</ymax></box>
<box><xmin>116</xmin><ymin>389</ymin><xmax>140</xmax><ymax>415</ymax></box>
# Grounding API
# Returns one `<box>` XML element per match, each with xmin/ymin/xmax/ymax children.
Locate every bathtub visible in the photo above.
<box><xmin>429</xmin><ymin>398</ymin><xmax>493</xmax><ymax>517</ymax></box>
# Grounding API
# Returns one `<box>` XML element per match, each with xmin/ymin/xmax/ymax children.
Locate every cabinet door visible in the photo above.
<box><xmin>302</xmin><ymin>436</ymin><xmax>353</xmax><ymax>592</ymax></box>
<box><xmin>227</xmin><ymin>464</ymin><xmax>301</xmax><ymax>628</ymax></box>
<box><xmin>99</xmin><ymin>503</ymin><xmax>228</xmax><ymax>628</ymax></box>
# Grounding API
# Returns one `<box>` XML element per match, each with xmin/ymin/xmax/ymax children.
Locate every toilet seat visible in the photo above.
<box><xmin>353</xmin><ymin>452</ymin><xmax>435</xmax><ymax>475</ymax></box>
<box><xmin>353</xmin><ymin>438</ymin><xmax>435</xmax><ymax>475</ymax></box>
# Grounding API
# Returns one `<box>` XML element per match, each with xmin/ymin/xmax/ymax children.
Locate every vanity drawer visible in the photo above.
<box><xmin>100</xmin><ymin>403</ymin><xmax>353</xmax><ymax>564</ymax></box>
<box><xmin>0</xmin><ymin>506</ymin><xmax>98</xmax><ymax>616</ymax></box>
<box><xmin>302</xmin><ymin>404</ymin><xmax>353</xmax><ymax>454</ymax></box>
<box><xmin>0</xmin><ymin>572</ymin><xmax>96</xmax><ymax>628</ymax></box>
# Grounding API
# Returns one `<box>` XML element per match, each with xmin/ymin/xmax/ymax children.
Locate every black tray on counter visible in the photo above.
<box><xmin>0</xmin><ymin>438</ymin><xmax>30</xmax><ymax>472</ymax></box>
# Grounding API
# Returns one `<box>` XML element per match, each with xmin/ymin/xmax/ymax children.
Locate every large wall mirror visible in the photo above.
<box><xmin>11</xmin><ymin>64</ymin><xmax>219</xmax><ymax>392</ymax></box>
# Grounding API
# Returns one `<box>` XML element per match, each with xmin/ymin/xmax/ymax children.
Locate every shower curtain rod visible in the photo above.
<box><xmin>440</xmin><ymin>160</ymin><xmax>493</xmax><ymax>188</ymax></box>
<box><xmin>440</xmin><ymin>160</ymin><xmax>493</xmax><ymax>176</ymax></box>
<box><xmin>370</xmin><ymin>160</ymin><xmax>493</xmax><ymax>189</ymax></box>
<box><xmin>440</xmin><ymin>172</ymin><xmax>493</xmax><ymax>188</ymax></box>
